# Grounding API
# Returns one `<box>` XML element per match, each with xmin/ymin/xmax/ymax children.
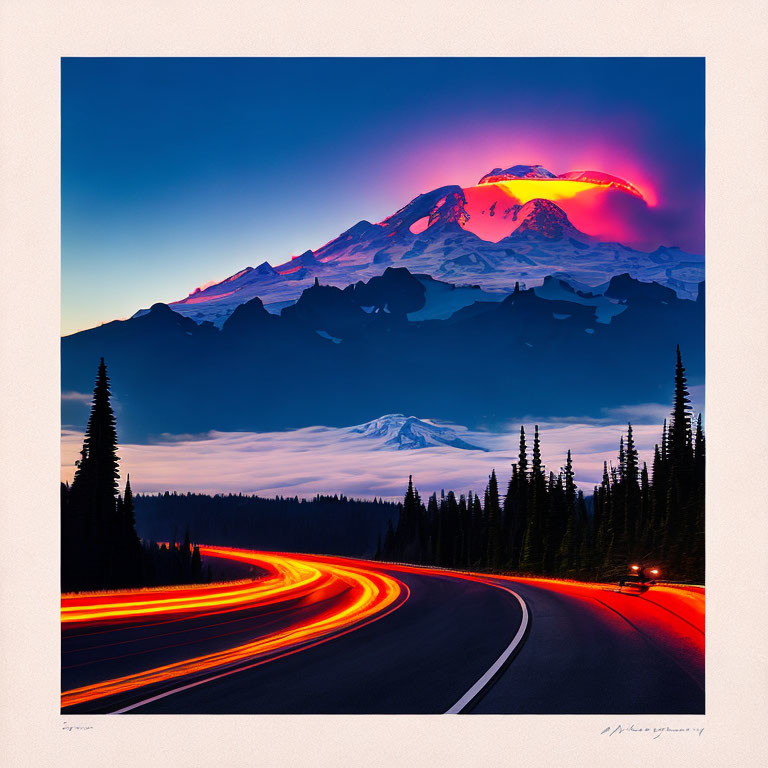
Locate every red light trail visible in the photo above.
<box><xmin>61</xmin><ymin>548</ymin><xmax>704</xmax><ymax>712</ymax></box>
<box><xmin>61</xmin><ymin>547</ymin><xmax>405</xmax><ymax>709</ymax></box>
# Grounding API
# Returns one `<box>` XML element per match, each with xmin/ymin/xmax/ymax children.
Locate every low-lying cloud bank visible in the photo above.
<box><xmin>60</xmin><ymin>415</ymin><xmax>688</xmax><ymax>502</ymax></box>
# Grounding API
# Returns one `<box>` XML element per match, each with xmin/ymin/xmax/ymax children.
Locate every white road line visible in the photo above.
<box><xmin>107</xmin><ymin>581</ymin><xmax>411</xmax><ymax>714</ymax></box>
<box><xmin>444</xmin><ymin>583</ymin><xmax>529</xmax><ymax>714</ymax></box>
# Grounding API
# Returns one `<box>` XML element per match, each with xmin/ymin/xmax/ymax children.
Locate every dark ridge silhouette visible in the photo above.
<box><xmin>62</xmin><ymin>268</ymin><xmax>704</xmax><ymax>442</ymax></box>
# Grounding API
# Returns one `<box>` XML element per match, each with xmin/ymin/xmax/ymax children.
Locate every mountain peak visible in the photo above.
<box><xmin>377</xmin><ymin>185</ymin><xmax>469</xmax><ymax>234</ymax></box>
<box><xmin>149</xmin><ymin>302</ymin><xmax>175</xmax><ymax>315</ymax></box>
<box><xmin>254</xmin><ymin>261</ymin><xmax>278</xmax><ymax>275</ymax></box>
<box><xmin>277</xmin><ymin>250</ymin><xmax>318</xmax><ymax>273</ymax></box>
<box><xmin>221</xmin><ymin>295</ymin><xmax>274</xmax><ymax>335</ymax></box>
<box><xmin>349</xmin><ymin>414</ymin><xmax>487</xmax><ymax>451</ymax></box>
<box><xmin>507</xmin><ymin>198</ymin><xmax>583</xmax><ymax>241</ymax></box>
<box><xmin>478</xmin><ymin>164</ymin><xmax>557</xmax><ymax>184</ymax></box>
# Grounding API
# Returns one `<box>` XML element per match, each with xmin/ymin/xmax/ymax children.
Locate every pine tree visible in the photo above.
<box><xmin>399</xmin><ymin>476</ymin><xmax>424</xmax><ymax>563</ymax></box>
<box><xmin>485</xmin><ymin>470</ymin><xmax>502</xmax><ymax>569</ymax></box>
<box><xmin>521</xmin><ymin>426</ymin><xmax>546</xmax><ymax>573</ymax></box>
<box><xmin>557</xmin><ymin>450</ymin><xmax>577</xmax><ymax>572</ymax></box>
<box><xmin>445</xmin><ymin>491</ymin><xmax>460</xmax><ymax>567</ymax></box>
<box><xmin>518</xmin><ymin>426</ymin><xmax>528</xmax><ymax>479</ymax></box>
<box><xmin>623</xmin><ymin>423</ymin><xmax>641</xmax><ymax>557</ymax></box>
<box><xmin>472</xmin><ymin>493</ymin><xmax>483</xmax><ymax>567</ymax></box>
<box><xmin>638</xmin><ymin>461</ymin><xmax>651</xmax><ymax>552</ymax></box>
<box><xmin>458</xmin><ymin>494</ymin><xmax>469</xmax><ymax>567</ymax></box>
<box><xmin>427</xmin><ymin>493</ymin><xmax>440</xmax><ymax>562</ymax></box>
<box><xmin>466</xmin><ymin>490</ymin><xmax>477</xmax><ymax>567</ymax></box>
<box><xmin>66</xmin><ymin>358</ymin><xmax>122</xmax><ymax>589</ymax></box>
<box><xmin>665</xmin><ymin>346</ymin><xmax>696</xmax><ymax>576</ymax></box>
<box><xmin>564</xmin><ymin>450</ymin><xmax>576</xmax><ymax>516</ymax></box>
<box><xmin>575</xmin><ymin>490</ymin><xmax>589</xmax><ymax>572</ymax></box>
<box><xmin>668</xmin><ymin>346</ymin><xmax>694</xmax><ymax>466</ymax></box>
<box><xmin>618</xmin><ymin>436</ymin><xmax>626</xmax><ymax>482</ymax></box>
<box><xmin>594</xmin><ymin>461</ymin><xmax>616</xmax><ymax>577</ymax></box>
<box><xmin>504</xmin><ymin>427</ymin><xmax>530</xmax><ymax>570</ymax></box>
<box><xmin>191</xmin><ymin>545</ymin><xmax>203</xmax><ymax>582</ymax></box>
<box><xmin>531</xmin><ymin>425</ymin><xmax>542</xmax><ymax>479</ymax></box>
<box><xmin>625</xmin><ymin>425</ymin><xmax>639</xmax><ymax>485</ymax></box>
<box><xmin>650</xmin><ymin>442</ymin><xmax>667</xmax><ymax>555</ymax></box>
<box><xmin>115</xmin><ymin>475</ymin><xmax>142</xmax><ymax>587</ymax></box>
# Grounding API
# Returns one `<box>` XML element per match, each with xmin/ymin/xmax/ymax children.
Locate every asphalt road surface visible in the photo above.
<box><xmin>61</xmin><ymin>550</ymin><xmax>703</xmax><ymax>714</ymax></box>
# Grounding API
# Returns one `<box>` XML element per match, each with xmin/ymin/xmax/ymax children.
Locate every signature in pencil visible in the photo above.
<box><xmin>602</xmin><ymin>724</ymin><xmax>703</xmax><ymax>739</ymax></box>
<box><xmin>62</xmin><ymin>722</ymin><xmax>94</xmax><ymax>732</ymax></box>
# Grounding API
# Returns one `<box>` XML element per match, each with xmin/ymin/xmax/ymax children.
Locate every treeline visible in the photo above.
<box><xmin>380</xmin><ymin>347</ymin><xmax>704</xmax><ymax>583</ymax></box>
<box><xmin>142</xmin><ymin>529</ymin><xmax>208</xmax><ymax>587</ymax></box>
<box><xmin>134</xmin><ymin>492</ymin><xmax>398</xmax><ymax>558</ymax></box>
<box><xmin>61</xmin><ymin>359</ymin><xmax>209</xmax><ymax>592</ymax></box>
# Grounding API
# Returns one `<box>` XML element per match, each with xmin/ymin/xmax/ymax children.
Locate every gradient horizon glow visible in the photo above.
<box><xmin>62</xmin><ymin>57</ymin><xmax>704</xmax><ymax>335</ymax></box>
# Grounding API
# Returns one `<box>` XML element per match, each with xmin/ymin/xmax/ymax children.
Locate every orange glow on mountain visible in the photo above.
<box><xmin>462</xmin><ymin>177</ymin><xmax>654</xmax><ymax>244</ymax></box>
<box><xmin>478</xmin><ymin>179</ymin><xmax>609</xmax><ymax>204</ymax></box>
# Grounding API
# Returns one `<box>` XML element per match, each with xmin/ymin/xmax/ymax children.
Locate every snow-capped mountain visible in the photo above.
<box><xmin>349</xmin><ymin>415</ymin><xmax>488</xmax><ymax>451</ymax></box>
<box><xmin>132</xmin><ymin>164</ymin><xmax>703</xmax><ymax>327</ymax></box>
<box><xmin>506</xmin><ymin>198</ymin><xmax>583</xmax><ymax>240</ymax></box>
<box><xmin>477</xmin><ymin>164</ymin><xmax>558</xmax><ymax>183</ymax></box>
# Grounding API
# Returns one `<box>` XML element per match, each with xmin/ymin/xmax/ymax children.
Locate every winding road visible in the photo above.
<box><xmin>61</xmin><ymin>547</ymin><xmax>704</xmax><ymax>714</ymax></box>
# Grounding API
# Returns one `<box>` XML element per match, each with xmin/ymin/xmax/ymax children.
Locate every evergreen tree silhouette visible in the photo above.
<box><xmin>623</xmin><ymin>423</ymin><xmax>641</xmax><ymax>557</ymax></box>
<box><xmin>506</xmin><ymin>427</ymin><xmax>530</xmax><ymax>569</ymax></box>
<box><xmin>191</xmin><ymin>544</ymin><xmax>203</xmax><ymax>581</ymax></box>
<box><xmin>669</xmin><ymin>346</ymin><xmax>694</xmax><ymax>465</ymax></box>
<box><xmin>66</xmin><ymin>358</ymin><xmax>121</xmax><ymax>589</ymax></box>
<box><xmin>521</xmin><ymin>426</ymin><xmax>546</xmax><ymax>572</ymax></box>
<box><xmin>557</xmin><ymin>451</ymin><xmax>577</xmax><ymax>572</ymax></box>
<box><xmin>485</xmin><ymin>470</ymin><xmax>502</xmax><ymax>569</ymax></box>
<box><xmin>458</xmin><ymin>494</ymin><xmax>470</xmax><ymax>567</ymax></box>
<box><xmin>665</xmin><ymin>346</ymin><xmax>695</xmax><ymax>573</ymax></box>
<box><xmin>472</xmin><ymin>493</ymin><xmax>483</xmax><ymax>566</ymax></box>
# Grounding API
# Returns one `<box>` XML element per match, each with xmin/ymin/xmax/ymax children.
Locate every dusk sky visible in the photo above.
<box><xmin>62</xmin><ymin>57</ymin><xmax>704</xmax><ymax>335</ymax></box>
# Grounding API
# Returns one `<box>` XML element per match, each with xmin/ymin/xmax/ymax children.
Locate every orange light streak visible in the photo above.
<box><xmin>61</xmin><ymin>548</ymin><xmax>322</xmax><ymax>624</ymax></box>
<box><xmin>61</xmin><ymin>548</ymin><xmax>404</xmax><ymax>709</ymax></box>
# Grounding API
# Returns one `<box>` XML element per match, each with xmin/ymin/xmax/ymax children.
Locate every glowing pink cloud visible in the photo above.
<box><xmin>374</xmin><ymin>121</ymin><xmax>698</xmax><ymax>251</ymax></box>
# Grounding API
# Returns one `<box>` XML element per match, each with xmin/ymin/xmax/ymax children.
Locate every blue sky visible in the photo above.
<box><xmin>62</xmin><ymin>57</ymin><xmax>704</xmax><ymax>334</ymax></box>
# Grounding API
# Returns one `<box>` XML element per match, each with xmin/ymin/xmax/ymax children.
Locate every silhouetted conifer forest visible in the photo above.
<box><xmin>62</xmin><ymin>347</ymin><xmax>704</xmax><ymax>591</ymax></box>
<box><xmin>380</xmin><ymin>346</ymin><xmax>704</xmax><ymax>583</ymax></box>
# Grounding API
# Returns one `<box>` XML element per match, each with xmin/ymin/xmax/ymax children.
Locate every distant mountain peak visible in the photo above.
<box><xmin>349</xmin><ymin>414</ymin><xmax>487</xmax><ymax>451</ymax></box>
